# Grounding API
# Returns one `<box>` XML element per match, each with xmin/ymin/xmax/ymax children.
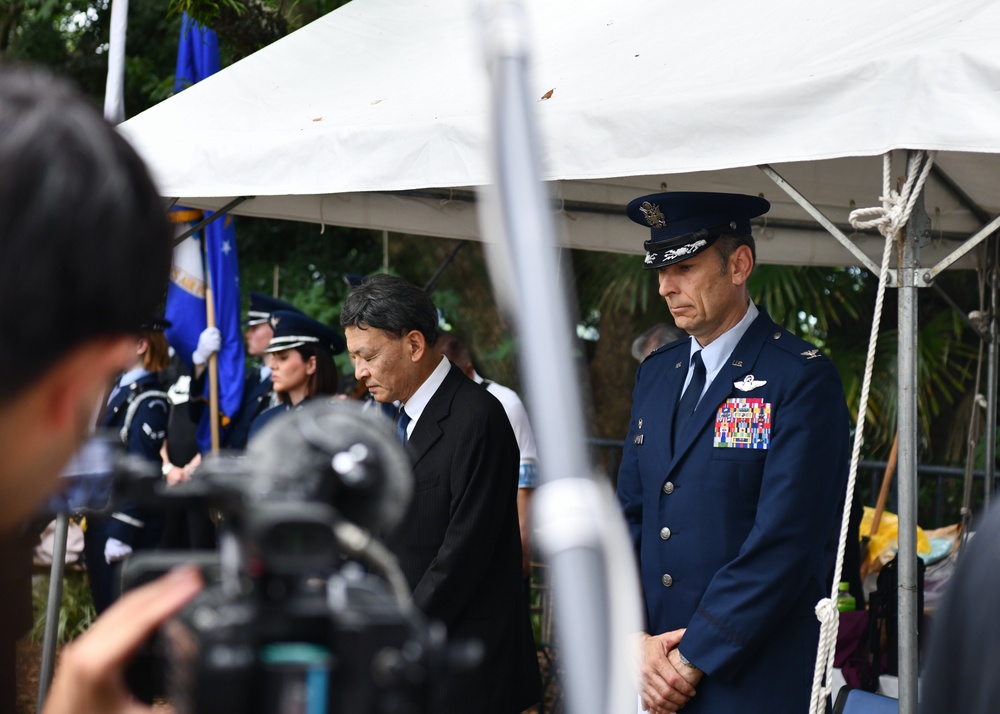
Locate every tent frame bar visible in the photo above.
<box><xmin>923</xmin><ymin>213</ymin><xmax>1000</xmax><ymax>284</ymax></box>
<box><xmin>758</xmin><ymin>164</ymin><xmax>881</xmax><ymax>274</ymax></box>
<box><xmin>395</xmin><ymin>187</ymin><xmax>985</xmax><ymax>246</ymax></box>
<box><xmin>171</xmin><ymin>196</ymin><xmax>252</xmax><ymax>246</ymax></box>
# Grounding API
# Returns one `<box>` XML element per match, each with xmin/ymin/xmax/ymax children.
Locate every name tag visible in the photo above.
<box><xmin>714</xmin><ymin>398</ymin><xmax>772</xmax><ymax>449</ymax></box>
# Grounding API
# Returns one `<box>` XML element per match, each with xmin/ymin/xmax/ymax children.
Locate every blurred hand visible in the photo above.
<box><xmin>164</xmin><ymin>465</ymin><xmax>188</xmax><ymax>486</ymax></box>
<box><xmin>43</xmin><ymin>566</ymin><xmax>203</xmax><ymax>714</ymax></box>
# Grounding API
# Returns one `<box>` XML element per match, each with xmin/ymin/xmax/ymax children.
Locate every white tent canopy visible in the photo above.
<box><xmin>120</xmin><ymin>0</ymin><xmax>1000</xmax><ymax>268</ymax></box>
<box><xmin>118</xmin><ymin>2</ymin><xmax>1000</xmax><ymax>712</ymax></box>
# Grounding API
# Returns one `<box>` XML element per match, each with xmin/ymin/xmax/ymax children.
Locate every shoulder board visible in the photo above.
<box><xmin>766</xmin><ymin>329</ymin><xmax>832</xmax><ymax>364</ymax></box>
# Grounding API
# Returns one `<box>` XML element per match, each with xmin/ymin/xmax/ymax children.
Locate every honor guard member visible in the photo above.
<box><xmin>191</xmin><ymin>291</ymin><xmax>304</xmax><ymax>449</ymax></box>
<box><xmin>84</xmin><ymin>317</ymin><xmax>173</xmax><ymax>614</ymax></box>
<box><xmin>615</xmin><ymin>192</ymin><xmax>850</xmax><ymax>714</ymax></box>
<box><xmin>247</xmin><ymin>310</ymin><xmax>345</xmax><ymax>441</ymax></box>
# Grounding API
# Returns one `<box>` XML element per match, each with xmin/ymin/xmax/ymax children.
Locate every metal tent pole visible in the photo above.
<box><xmin>35</xmin><ymin>513</ymin><xmax>69</xmax><ymax>713</ymax></box>
<box><xmin>897</xmin><ymin>186</ymin><xmax>930</xmax><ymax>714</ymax></box>
<box><xmin>476</xmin><ymin>3</ymin><xmax>644</xmax><ymax>713</ymax></box>
<box><xmin>984</xmin><ymin>249</ymin><xmax>998</xmax><ymax>510</ymax></box>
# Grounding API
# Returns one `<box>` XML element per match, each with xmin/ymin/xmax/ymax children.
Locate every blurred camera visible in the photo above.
<box><xmin>112</xmin><ymin>400</ymin><xmax>468</xmax><ymax>714</ymax></box>
<box><xmin>42</xmin><ymin>432</ymin><xmax>121</xmax><ymax>515</ymax></box>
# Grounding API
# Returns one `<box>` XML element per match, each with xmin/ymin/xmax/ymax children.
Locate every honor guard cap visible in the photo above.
<box><xmin>140</xmin><ymin>316</ymin><xmax>172</xmax><ymax>332</ymax></box>
<box><xmin>264</xmin><ymin>310</ymin><xmax>346</xmax><ymax>355</ymax></box>
<box><xmin>245</xmin><ymin>291</ymin><xmax>304</xmax><ymax>326</ymax></box>
<box><xmin>626</xmin><ymin>192</ymin><xmax>770</xmax><ymax>270</ymax></box>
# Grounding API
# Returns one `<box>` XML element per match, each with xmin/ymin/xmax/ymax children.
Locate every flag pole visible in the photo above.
<box><xmin>202</xmin><ymin>233</ymin><xmax>221</xmax><ymax>453</ymax></box>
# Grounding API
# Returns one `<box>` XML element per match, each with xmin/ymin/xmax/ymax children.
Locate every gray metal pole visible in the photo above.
<box><xmin>476</xmin><ymin>3</ymin><xmax>644</xmax><ymax>713</ymax></box>
<box><xmin>897</xmin><ymin>187</ymin><xmax>930</xmax><ymax>714</ymax></box>
<box><xmin>36</xmin><ymin>513</ymin><xmax>69</xmax><ymax>713</ymax></box>
<box><xmin>984</xmin><ymin>257</ymin><xmax>998</xmax><ymax>510</ymax></box>
<box><xmin>484</xmin><ymin>28</ymin><xmax>611</xmax><ymax>714</ymax></box>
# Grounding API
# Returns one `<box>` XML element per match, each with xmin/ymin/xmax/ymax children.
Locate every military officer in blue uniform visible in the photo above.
<box><xmin>229</xmin><ymin>292</ymin><xmax>307</xmax><ymax>448</ymax></box>
<box><xmin>191</xmin><ymin>291</ymin><xmax>305</xmax><ymax>449</ymax></box>
<box><xmin>247</xmin><ymin>310</ymin><xmax>345</xmax><ymax>440</ymax></box>
<box><xmin>616</xmin><ymin>192</ymin><xmax>850</xmax><ymax>713</ymax></box>
<box><xmin>84</xmin><ymin>317</ymin><xmax>173</xmax><ymax>614</ymax></box>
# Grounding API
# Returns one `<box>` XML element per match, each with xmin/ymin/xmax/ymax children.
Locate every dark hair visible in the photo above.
<box><xmin>277</xmin><ymin>344</ymin><xmax>339</xmax><ymax>404</ymax></box>
<box><xmin>0</xmin><ymin>66</ymin><xmax>172</xmax><ymax>400</ymax></box>
<box><xmin>436</xmin><ymin>333</ymin><xmax>472</xmax><ymax>368</ymax></box>
<box><xmin>714</xmin><ymin>233</ymin><xmax>756</xmax><ymax>276</ymax></box>
<box><xmin>339</xmin><ymin>274</ymin><xmax>439</xmax><ymax>345</ymax></box>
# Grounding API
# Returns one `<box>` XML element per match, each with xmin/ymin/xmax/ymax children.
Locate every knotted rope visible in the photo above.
<box><xmin>808</xmin><ymin>150</ymin><xmax>936</xmax><ymax>714</ymax></box>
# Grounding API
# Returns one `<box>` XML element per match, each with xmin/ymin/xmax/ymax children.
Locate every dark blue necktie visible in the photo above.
<box><xmin>106</xmin><ymin>376</ymin><xmax>123</xmax><ymax>406</ymax></box>
<box><xmin>397</xmin><ymin>406</ymin><xmax>412</xmax><ymax>446</ymax></box>
<box><xmin>673</xmin><ymin>351</ymin><xmax>706</xmax><ymax>450</ymax></box>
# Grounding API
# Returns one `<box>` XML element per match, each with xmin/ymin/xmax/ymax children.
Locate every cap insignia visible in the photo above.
<box><xmin>640</xmin><ymin>201</ymin><xmax>667</xmax><ymax>228</ymax></box>
<box><xmin>269</xmin><ymin>315</ymin><xmax>281</xmax><ymax>329</ymax></box>
<box><xmin>661</xmin><ymin>239</ymin><xmax>707</xmax><ymax>262</ymax></box>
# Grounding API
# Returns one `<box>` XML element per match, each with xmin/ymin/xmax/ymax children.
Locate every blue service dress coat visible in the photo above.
<box><xmin>617</xmin><ymin>307</ymin><xmax>849</xmax><ymax>713</ymax></box>
<box><xmin>246</xmin><ymin>396</ymin><xmax>319</xmax><ymax>444</ymax></box>
<box><xmin>226</xmin><ymin>368</ymin><xmax>273</xmax><ymax>449</ymax></box>
<box><xmin>84</xmin><ymin>372</ymin><xmax>170</xmax><ymax>613</ymax></box>
<box><xmin>189</xmin><ymin>366</ymin><xmax>271</xmax><ymax>450</ymax></box>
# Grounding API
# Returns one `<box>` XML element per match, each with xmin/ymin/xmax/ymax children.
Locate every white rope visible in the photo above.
<box><xmin>808</xmin><ymin>150</ymin><xmax>936</xmax><ymax>714</ymax></box>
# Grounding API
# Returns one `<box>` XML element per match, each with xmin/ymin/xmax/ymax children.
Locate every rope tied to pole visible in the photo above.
<box><xmin>848</xmin><ymin>151</ymin><xmax>937</xmax><ymax>239</ymax></box>
<box><xmin>808</xmin><ymin>150</ymin><xmax>936</xmax><ymax>714</ymax></box>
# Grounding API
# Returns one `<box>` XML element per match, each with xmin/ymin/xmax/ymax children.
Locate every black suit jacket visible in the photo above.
<box><xmin>389</xmin><ymin>363</ymin><xmax>541</xmax><ymax>713</ymax></box>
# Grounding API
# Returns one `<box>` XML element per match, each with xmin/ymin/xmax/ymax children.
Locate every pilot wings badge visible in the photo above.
<box><xmin>734</xmin><ymin>374</ymin><xmax>767</xmax><ymax>392</ymax></box>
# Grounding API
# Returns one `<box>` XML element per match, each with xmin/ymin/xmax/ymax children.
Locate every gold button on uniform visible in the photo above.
<box><xmin>660</xmin><ymin>527</ymin><xmax>672</xmax><ymax>540</ymax></box>
<box><xmin>661</xmin><ymin>574</ymin><xmax>674</xmax><ymax>587</ymax></box>
<box><xmin>663</xmin><ymin>481</ymin><xmax>675</xmax><ymax>494</ymax></box>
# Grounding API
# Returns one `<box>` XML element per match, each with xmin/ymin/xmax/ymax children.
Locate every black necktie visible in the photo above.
<box><xmin>673</xmin><ymin>351</ymin><xmax>706</xmax><ymax>450</ymax></box>
<box><xmin>397</xmin><ymin>406</ymin><xmax>412</xmax><ymax>446</ymax></box>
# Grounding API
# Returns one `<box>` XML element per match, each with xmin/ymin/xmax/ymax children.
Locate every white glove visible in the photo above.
<box><xmin>192</xmin><ymin>326</ymin><xmax>221</xmax><ymax>366</ymax></box>
<box><xmin>104</xmin><ymin>537</ymin><xmax>133</xmax><ymax>564</ymax></box>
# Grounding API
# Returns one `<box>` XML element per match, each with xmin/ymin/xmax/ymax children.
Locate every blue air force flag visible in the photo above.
<box><xmin>166</xmin><ymin>16</ymin><xmax>244</xmax><ymax>451</ymax></box>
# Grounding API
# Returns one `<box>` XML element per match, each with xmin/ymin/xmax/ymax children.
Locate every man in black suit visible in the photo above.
<box><xmin>341</xmin><ymin>274</ymin><xmax>541</xmax><ymax>713</ymax></box>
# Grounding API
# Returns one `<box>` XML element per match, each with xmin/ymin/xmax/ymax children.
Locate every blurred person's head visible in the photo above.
<box><xmin>631</xmin><ymin>323</ymin><xmax>686</xmax><ymax>362</ymax></box>
<box><xmin>138</xmin><ymin>318</ymin><xmax>172</xmax><ymax>372</ymax></box>
<box><xmin>244</xmin><ymin>292</ymin><xmax>303</xmax><ymax>357</ymax></box>
<box><xmin>340</xmin><ymin>274</ymin><xmax>441</xmax><ymax>404</ymax></box>
<box><xmin>0</xmin><ymin>66</ymin><xmax>172</xmax><ymax>531</ymax></box>
<box><xmin>437</xmin><ymin>333</ymin><xmax>476</xmax><ymax>379</ymax></box>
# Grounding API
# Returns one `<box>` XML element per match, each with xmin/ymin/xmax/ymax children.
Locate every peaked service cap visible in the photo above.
<box><xmin>626</xmin><ymin>191</ymin><xmax>769</xmax><ymax>270</ymax></box>
<box><xmin>245</xmin><ymin>291</ymin><xmax>304</xmax><ymax>326</ymax></box>
<box><xmin>264</xmin><ymin>310</ymin><xmax>345</xmax><ymax>355</ymax></box>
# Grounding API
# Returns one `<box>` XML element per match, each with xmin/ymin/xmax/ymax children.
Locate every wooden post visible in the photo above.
<box><xmin>861</xmin><ymin>431</ymin><xmax>899</xmax><ymax>578</ymax></box>
<box><xmin>203</xmin><ymin>239</ymin><xmax>221</xmax><ymax>454</ymax></box>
